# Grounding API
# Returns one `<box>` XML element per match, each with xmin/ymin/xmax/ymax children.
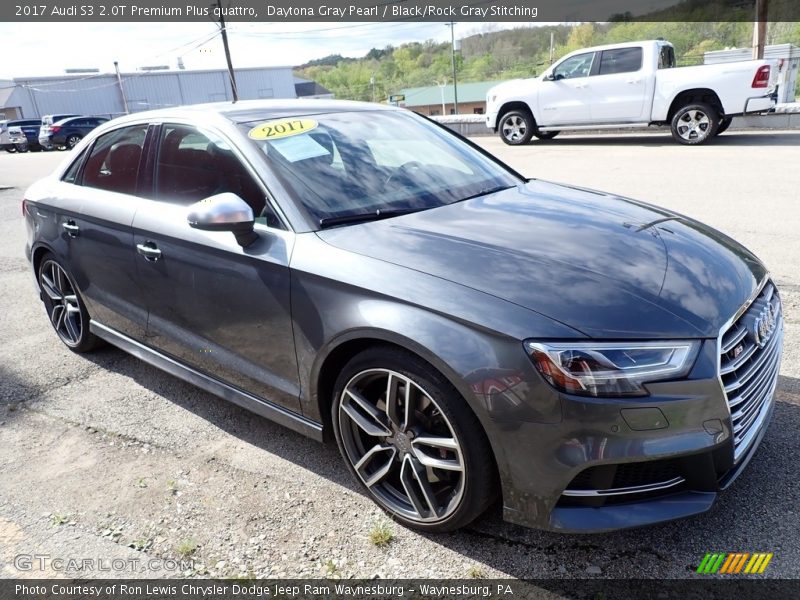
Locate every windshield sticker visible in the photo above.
<box><xmin>266</xmin><ymin>134</ymin><xmax>331</xmax><ymax>163</ymax></box>
<box><xmin>248</xmin><ymin>118</ymin><xmax>318</xmax><ymax>140</ymax></box>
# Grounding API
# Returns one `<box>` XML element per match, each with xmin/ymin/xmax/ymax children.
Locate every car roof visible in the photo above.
<box><xmin>107</xmin><ymin>99</ymin><xmax>399</xmax><ymax>127</ymax></box>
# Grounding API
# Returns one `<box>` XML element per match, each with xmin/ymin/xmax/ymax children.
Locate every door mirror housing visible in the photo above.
<box><xmin>187</xmin><ymin>193</ymin><xmax>257</xmax><ymax>247</ymax></box>
<box><xmin>543</xmin><ymin>73</ymin><xmax>555</xmax><ymax>81</ymax></box>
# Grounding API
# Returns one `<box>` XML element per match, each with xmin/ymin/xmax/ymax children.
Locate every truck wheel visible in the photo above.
<box><xmin>499</xmin><ymin>110</ymin><xmax>534</xmax><ymax>145</ymax></box>
<box><xmin>671</xmin><ymin>103</ymin><xmax>719</xmax><ymax>145</ymax></box>
<box><xmin>534</xmin><ymin>131</ymin><xmax>560</xmax><ymax>141</ymax></box>
<box><xmin>716</xmin><ymin>118</ymin><xmax>733</xmax><ymax>135</ymax></box>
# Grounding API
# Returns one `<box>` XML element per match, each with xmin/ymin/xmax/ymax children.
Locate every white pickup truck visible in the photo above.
<box><xmin>486</xmin><ymin>39</ymin><xmax>778</xmax><ymax>145</ymax></box>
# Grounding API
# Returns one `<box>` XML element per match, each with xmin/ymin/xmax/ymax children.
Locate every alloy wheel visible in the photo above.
<box><xmin>501</xmin><ymin>115</ymin><xmax>527</xmax><ymax>142</ymax></box>
<box><xmin>676</xmin><ymin>109</ymin><xmax>711</xmax><ymax>142</ymax></box>
<box><xmin>39</xmin><ymin>260</ymin><xmax>83</xmax><ymax>347</ymax></box>
<box><xmin>337</xmin><ymin>368</ymin><xmax>465</xmax><ymax>523</ymax></box>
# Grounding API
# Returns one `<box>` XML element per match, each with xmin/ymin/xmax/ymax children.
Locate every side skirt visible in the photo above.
<box><xmin>90</xmin><ymin>320</ymin><xmax>324</xmax><ymax>442</ymax></box>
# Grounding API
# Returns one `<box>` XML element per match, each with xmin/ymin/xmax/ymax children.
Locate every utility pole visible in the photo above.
<box><xmin>436</xmin><ymin>79</ymin><xmax>447</xmax><ymax>115</ymax></box>
<box><xmin>217</xmin><ymin>0</ymin><xmax>238</xmax><ymax>101</ymax></box>
<box><xmin>370</xmin><ymin>76</ymin><xmax>376</xmax><ymax>103</ymax></box>
<box><xmin>752</xmin><ymin>0</ymin><xmax>768</xmax><ymax>59</ymax></box>
<box><xmin>447</xmin><ymin>22</ymin><xmax>459</xmax><ymax>115</ymax></box>
<box><xmin>549</xmin><ymin>31</ymin><xmax>555</xmax><ymax>62</ymax></box>
<box><xmin>113</xmin><ymin>61</ymin><xmax>129</xmax><ymax>114</ymax></box>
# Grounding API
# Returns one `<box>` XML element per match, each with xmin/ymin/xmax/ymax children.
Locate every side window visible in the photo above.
<box><xmin>553</xmin><ymin>52</ymin><xmax>596</xmax><ymax>80</ymax></box>
<box><xmin>82</xmin><ymin>125</ymin><xmax>148</xmax><ymax>195</ymax></box>
<box><xmin>598</xmin><ymin>48</ymin><xmax>643</xmax><ymax>75</ymax></box>
<box><xmin>155</xmin><ymin>124</ymin><xmax>279</xmax><ymax>228</ymax></box>
<box><xmin>62</xmin><ymin>148</ymin><xmax>88</xmax><ymax>184</ymax></box>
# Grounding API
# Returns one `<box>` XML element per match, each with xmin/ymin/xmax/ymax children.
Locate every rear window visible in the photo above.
<box><xmin>598</xmin><ymin>48</ymin><xmax>643</xmax><ymax>75</ymax></box>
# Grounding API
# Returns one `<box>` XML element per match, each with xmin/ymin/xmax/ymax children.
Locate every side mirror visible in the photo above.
<box><xmin>544</xmin><ymin>73</ymin><xmax>555</xmax><ymax>81</ymax></box>
<box><xmin>187</xmin><ymin>193</ymin><xmax>257</xmax><ymax>247</ymax></box>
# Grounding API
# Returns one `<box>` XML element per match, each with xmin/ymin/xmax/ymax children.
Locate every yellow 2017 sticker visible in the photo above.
<box><xmin>248</xmin><ymin>118</ymin><xmax>318</xmax><ymax>140</ymax></box>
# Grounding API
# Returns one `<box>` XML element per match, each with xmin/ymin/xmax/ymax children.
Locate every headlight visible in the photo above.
<box><xmin>525</xmin><ymin>341</ymin><xmax>700</xmax><ymax>397</ymax></box>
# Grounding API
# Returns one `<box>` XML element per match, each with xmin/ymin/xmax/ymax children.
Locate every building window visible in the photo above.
<box><xmin>473</xmin><ymin>107</ymin><xmax>484</xmax><ymax>115</ymax></box>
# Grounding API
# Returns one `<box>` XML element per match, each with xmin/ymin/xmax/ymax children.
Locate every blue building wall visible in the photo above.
<box><xmin>4</xmin><ymin>66</ymin><xmax>296</xmax><ymax>118</ymax></box>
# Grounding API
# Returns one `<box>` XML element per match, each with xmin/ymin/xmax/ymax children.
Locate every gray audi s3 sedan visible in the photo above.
<box><xmin>24</xmin><ymin>100</ymin><xmax>783</xmax><ymax>533</ymax></box>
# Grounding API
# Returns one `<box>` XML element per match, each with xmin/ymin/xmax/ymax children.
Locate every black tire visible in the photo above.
<box><xmin>38</xmin><ymin>253</ymin><xmax>104</xmax><ymax>353</ymax></box>
<box><xmin>4</xmin><ymin>146</ymin><xmax>16</xmax><ymax>153</ymax></box>
<box><xmin>15</xmin><ymin>143</ymin><xmax>28</xmax><ymax>153</ymax></box>
<box><xmin>534</xmin><ymin>130</ymin><xmax>560</xmax><ymax>140</ymax></box>
<box><xmin>332</xmin><ymin>346</ymin><xmax>498</xmax><ymax>532</ymax></box>
<box><xmin>716</xmin><ymin>117</ymin><xmax>733</xmax><ymax>135</ymax></box>
<box><xmin>66</xmin><ymin>134</ymin><xmax>82</xmax><ymax>149</ymax></box>
<box><xmin>670</xmin><ymin>103</ymin><xmax>720</xmax><ymax>145</ymax></box>
<box><xmin>498</xmin><ymin>110</ymin><xmax>535</xmax><ymax>145</ymax></box>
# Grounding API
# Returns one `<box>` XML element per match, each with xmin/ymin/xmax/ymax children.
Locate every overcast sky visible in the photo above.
<box><xmin>0</xmin><ymin>21</ymin><xmax>541</xmax><ymax>79</ymax></box>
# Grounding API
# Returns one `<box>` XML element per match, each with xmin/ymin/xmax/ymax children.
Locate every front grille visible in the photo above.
<box><xmin>719</xmin><ymin>281</ymin><xmax>783</xmax><ymax>462</ymax></box>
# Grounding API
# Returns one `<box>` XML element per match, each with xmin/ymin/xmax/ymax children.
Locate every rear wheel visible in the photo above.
<box><xmin>66</xmin><ymin>134</ymin><xmax>82</xmax><ymax>149</ymax></box>
<box><xmin>332</xmin><ymin>346</ymin><xmax>497</xmax><ymax>532</ymax></box>
<box><xmin>14</xmin><ymin>143</ymin><xmax>28</xmax><ymax>153</ymax></box>
<box><xmin>670</xmin><ymin>103</ymin><xmax>719</xmax><ymax>145</ymax></box>
<box><xmin>716</xmin><ymin>117</ymin><xmax>733</xmax><ymax>135</ymax></box>
<box><xmin>38</xmin><ymin>254</ymin><xmax>103</xmax><ymax>353</ymax></box>
<box><xmin>534</xmin><ymin>130</ymin><xmax>560</xmax><ymax>140</ymax></box>
<box><xmin>3</xmin><ymin>146</ymin><xmax>16</xmax><ymax>153</ymax></box>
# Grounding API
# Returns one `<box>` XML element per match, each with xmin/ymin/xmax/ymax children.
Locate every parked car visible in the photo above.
<box><xmin>486</xmin><ymin>39</ymin><xmax>778</xmax><ymax>145</ymax></box>
<box><xmin>1</xmin><ymin>118</ymin><xmax>43</xmax><ymax>152</ymax></box>
<box><xmin>39</xmin><ymin>116</ymin><xmax>109</xmax><ymax>150</ymax></box>
<box><xmin>23</xmin><ymin>100</ymin><xmax>783</xmax><ymax>533</ymax></box>
<box><xmin>0</xmin><ymin>120</ymin><xmax>14</xmax><ymax>152</ymax></box>
<box><xmin>37</xmin><ymin>114</ymin><xmax>80</xmax><ymax>150</ymax></box>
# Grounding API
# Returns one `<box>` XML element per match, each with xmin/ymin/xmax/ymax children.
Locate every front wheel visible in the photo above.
<box><xmin>3</xmin><ymin>146</ymin><xmax>16</xmax><ymax>153</ymax></box>
<box><xmin>498</xmin><ymin>110</ymin><xmax>534</xmax><ymax>145</ymax></box>
<box><xmin>670</xmin><ymin>103</ymin><xmax>720</xmax><ymax>145</ymax></box>
<box><xmin>332</xmin><ymin>347</ymin><xmax>498</xmax><ymax>532</ymax></box>
<box><xmin>38</xmin><ymin>254</ymin><xmax>103</xmax><ymax>353</ymax></box>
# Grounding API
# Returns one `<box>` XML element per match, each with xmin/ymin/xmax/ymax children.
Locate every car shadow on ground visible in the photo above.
<box><xmin>539</xmin><ymin>132</ymin><xmax>800</xmax><ymax>148</ymax></box>
<box><xmin>36</xmin><ymin>347</ymin><xmax>800</xmax><ymax>577</ymax></box>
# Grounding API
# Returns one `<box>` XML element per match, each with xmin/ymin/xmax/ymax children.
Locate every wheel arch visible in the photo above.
<box><xmin>495</xmin><ymin>101</ymin><xmax>535</xmax><ymax>131</ymax></box>
<box><xmin>667</xmin><ymin>88</ymin><xmax>725</xmax><ymax>122</ymax></box>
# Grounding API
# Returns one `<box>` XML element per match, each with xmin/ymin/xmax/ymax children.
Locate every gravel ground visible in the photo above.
<box><xmin>0</xmin><ymin>133</ymin><xmax>798</xmax><ymax>580</ymax></box>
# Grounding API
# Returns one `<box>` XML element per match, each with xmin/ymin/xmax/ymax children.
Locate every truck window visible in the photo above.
<box><xmin>659</xmin><ymin>45</ymin><xmax>676</xmax><ymax>69</ymax></box>
<box><xmin>552</xmin><ymin>52</ymin><xmax>596</xmax><ymax>80</ymax></box>
<box><xmin>598</xmin><ymin>48</ymin><xmax>643</xmax><ymax>75</ymax></box>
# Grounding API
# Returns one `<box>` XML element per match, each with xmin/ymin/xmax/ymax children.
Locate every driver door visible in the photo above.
<box><xmin>537</xmin><ymin>51</ymin><xmax>596</xmax><ymax>126</ymax></box>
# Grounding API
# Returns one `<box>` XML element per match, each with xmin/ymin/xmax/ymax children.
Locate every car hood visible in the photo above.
<box><xmin>317</xmin><ymin>181</ymin><xmax>766</xmax><ymax>338</ymax></box>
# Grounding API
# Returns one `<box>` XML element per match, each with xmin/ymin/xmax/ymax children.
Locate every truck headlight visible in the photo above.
<box><xmin>525</xmin><ymin>340</ymin><xmax>700</xmax><ymax>397</ymax></box>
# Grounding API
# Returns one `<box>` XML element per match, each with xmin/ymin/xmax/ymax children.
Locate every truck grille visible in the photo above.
<box><xmin>719</xmin><ymin>281</ymin><xmax>783</xmax><ymax>462</ymax></box>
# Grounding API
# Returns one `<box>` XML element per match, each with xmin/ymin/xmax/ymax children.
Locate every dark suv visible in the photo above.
<box><xmin>39</xmin><ymin>116</ymin><xmax>109</xmax><ymax>150</ymax></box>
<box><xmin>2</xmin><ymin>119</ymin><xmax>43</xmax><ymax>152</ymax></box>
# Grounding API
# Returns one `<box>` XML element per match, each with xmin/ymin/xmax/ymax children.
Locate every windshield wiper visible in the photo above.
<box><xmin>318</xmin><ymin>208</ymin><xmax>424</xmax><ymax>229</ymax></box>
<box><xmin>457</xmin><ymin>184</ymin><xmax>516</xmax><ymax>203</ymax></box>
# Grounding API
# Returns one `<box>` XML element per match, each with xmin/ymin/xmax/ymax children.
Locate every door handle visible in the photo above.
<box><xmin>136</xmin><ymin>242</ymin><xmax>162</xmax><ymax>261</ymax></box>
<box><xmin>62</xmin><ymin>220</ymin><xmax>79</xmax><ymax>237</ymax></box>
<box><xmin>626</xmin><ymin>79</ymin><xmax>641</xmax><ymax>84</ymax></box>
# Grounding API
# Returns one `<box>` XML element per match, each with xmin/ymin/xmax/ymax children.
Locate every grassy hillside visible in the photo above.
<box><xmin>297</xmin><ymin>22</ymin><xmax>800</xmax><ymax>101</ymax></box>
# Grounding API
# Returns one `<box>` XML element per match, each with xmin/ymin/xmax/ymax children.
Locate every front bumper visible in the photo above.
<box><xmin>485</xmin><ymin>335</ymin><xmax>779</xmax><ymax>533</ymax></box>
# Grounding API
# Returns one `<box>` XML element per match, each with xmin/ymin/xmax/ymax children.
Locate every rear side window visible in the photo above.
<box><xmin>82</xmin><ymin>125</ymin><xmax>148</xmax><ymax>195</ymax></box>
<box><xmin>598</xmin><ymin>48</ymin><xmax>643</xmax><ymax>75</ymax></box>
<box><xmin>659</xmin><ymin>45</ymin><xmax>676</xmax><ymax>69</ymax></box>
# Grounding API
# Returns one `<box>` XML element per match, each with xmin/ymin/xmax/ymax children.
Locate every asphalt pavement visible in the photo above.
<box><xmin>0</xmin><ymin>131</ymin><xmax>798</xmax><ymax>580</ymax></box>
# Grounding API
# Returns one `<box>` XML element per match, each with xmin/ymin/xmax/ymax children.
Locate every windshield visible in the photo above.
<box><xmin>240</xmin><ymin>110</ymin><xmax>520</xmax><ymax>228</ymax></box>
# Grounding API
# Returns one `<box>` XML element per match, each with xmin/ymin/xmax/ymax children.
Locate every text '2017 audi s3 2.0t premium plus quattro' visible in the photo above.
<box><xmin>23</xmin><ymin>100</ymin><xmax>783</xmax><ymax>533</ymax></box>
